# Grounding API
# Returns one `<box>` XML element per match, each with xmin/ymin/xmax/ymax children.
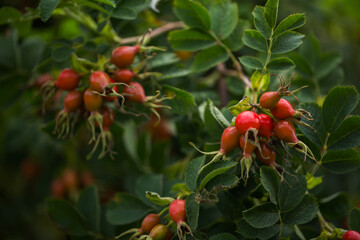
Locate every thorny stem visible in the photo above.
<box><xmin>317</xmin><ymin>211</ymin><xmax>334</xmax><ymax>232</ymax></box>
<box><xmin>209</xmin><ymin>32</ymin><xmax>252</xmax><ymax>88</ymax></box>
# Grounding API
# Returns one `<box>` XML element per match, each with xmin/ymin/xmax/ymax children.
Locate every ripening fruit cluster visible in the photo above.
<box><xmin>216</xmin><ymin>87</ymin><xmax>314</xmax><ymax>181</ymax></box>
<box><xmin>38</xmin><ymin>45</ymin><xmax>167</xmax><ymax>159</ymax></box>
<box><xmin>119</xmin><ymin>199</ymin><xmax>187</xmax><ymax>240</ymax></box>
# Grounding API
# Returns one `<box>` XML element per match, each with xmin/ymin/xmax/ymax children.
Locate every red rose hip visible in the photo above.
<box><xmin>258</xmin><ymin>114</ymin><xmax>274</xmax><ymax>138</ymax></box>
<box><xmin>343</xmin><ymin>231</ymin><xmax>360</xmax><ymax>240</ymax></box>
<box><xmin>219</xmin><ymin>126</ymin><xmax>241</xmax><ymax>154</ymax></box>
<box><xmin>274</xmin><ymin>120</ymin><xmax>298</xmax><ymax>143</ymax></box>
<box><xmin>169</xmin><ymin>199</ymin><xmax>186</xmax><ymax>224</ymax></box>
<box><xmin>56</xmin><ymin>68</ymin><xmax>80</xmax><ymax>90</ymax></box>
<box><xmin>235</xmin><ymin>111</ymin><xmax>260</xmax><ymax>135</ymax></box>
<box><xmin>111</xmin><ymin>46</ymin><xmax>139</xmax><ymax>68</ymax></box>
<box><xmin>141</xmin><ymin>214</ymin><xmax>161</xmax><ymax>234</ymax></box>
<box><xmin>270</xmin><ymin>99</ymin><xmax>294</xmax><ymax>119</ymax></box>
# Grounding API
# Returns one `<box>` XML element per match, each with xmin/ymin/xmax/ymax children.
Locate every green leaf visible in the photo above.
<box><xmin>163</xmin><ymin>85</ymin><xmax>196</xmax><ymax>115</ymax></box>
<box><xmin>191</xmin><ymin>45</ymin><xmax>229</xmax><ymax>72</ymax></box>
<box><xmin>267</xmin><ymin>57</ymin><xmax>295</xmax><ymax>72</ymax></box>
<box><xmin>260</xmin><ymin>166</ymin><xmax>279</xmax><ymax>205</ymax></box>
<box><xmin>39</xmin><ymin>0</ymin><xmax>60</xmax><ymax>22</ymax></box>
<box><xmin>316</xmin><ymin>51</ymin><xmax>342</xmax><ymax>79</ymax></box>
<box><xmin>223</xmin><ymin>19</ymin><xmax>250</xmax><ymax>51</ymax></box>
<box><xmin>71</xmin><ymin>54</ymin><xmax>91</xmax><ymax>74</ymax></box>
<box><xmin>243</xmin><ymin>30</ymin><xmax>268</xmax><ymax>52</ymax></box>
<box><xmin>0</xmin><ymin>7</ymin><xmax>22</xmax><ymax>25</ymax></box>
<box><xmin>264</xmin><ymin>0</ymin><xmax>279</xmax><ymax>29</ymax></box>
<box><xmin>51</xmin><ymin>46</ymin><xmax>73</xmax><ymax>62</ymax></box>
<box><xmin>77</xmin><ymin>186</ymin><xmax>100</xmax><ymax>233</ymax></box>
<box><xmin>298</xmin><ymin>102</ymin><xmax>327</xmax><ymax>147</ymax></box>
<box><xmin>149</xmin><ymin>52</ymin><xmax>179</xmax><ymax>69</ymax></box>
<box><xmin>186</xmin><ymin>193</ymin><xmax>200</xmax><ymax>230</ymax></box>
<box><xmin>20</xmin><ymin>37</ymin><xmax>45</xmax><ymax>71</ymax></box>
<box><xmin>77</xmin><ymin>0</ymin><xmax>108</xmax><ymax>14</ymax></box>
<box><xmin>290</xmin><ymin>52</ymin><xmax>314</xmax><ymax>77</ymax></box>
<box><xmin>185</xmin><ymin>156</ymin><xmax>205</xmax><ymax>191</ymax></box>
<box><xmin>106</xmin><ymin>193</ymin><xmax>149</xmax><ymax>225</ymax></box>
<box><xmin>111</xmin><ymin>7</ymin><xmax>137</xmax><ymax>20</ymax></box>
<box><xmin>237</xmin><ymin>220</ymin><xmax>280</xmax><ymax>239</ymax></box>
<box><xmin>227</xmin><ymin>97</ymin><xmax>252</xmax><ymax>117</ymax></box>
<box><xmin>271</xmin><ymin>31</ymin><xmax>304</xmax><ymax>54</ymax></box>
<box><xmin>93</xmin><ymin>0</ymin><xmax>116</xmax><ymax>7</ymax></box>
<box><xmin>273</xmin><ymin>13</ymin><xmax>306</xmax><ymax>37</ymax></box>
<box><xmin>205</xmin><ymin>173</ymin><xmax>239</xmax><ymax>192</ymax></box>
<box><xmin>328</xmin><ymin>116</ymin><xmax>360</xmax><ymax>150</ymax></box>
<box><xmin>278</xmin><ymin>174</ymin><xmax>307</xmax><ymax>212</ymax></box>
<box><xmin>322</xmin><ymin>86</ymin><xmax>359</xmax><ymax>133</ymax></box>
<box><xmin>159</xmin><ymin>66</ymin><xmax>191</xmax><ymax>80</ymax></box>
<box><xmin>282</xmin><ymin>195</ymin><xmax>318</xmax><ymax>224</ymax></box>
<box><xmin>319</xmin><ymin>67</ymin><xmax>344</xmax><ymax>95</ymax></box>
<box><xmin>319</xmin><ymin>192</ymin><xmax>349</xmax><ymax>220</ymax></box>
<box><xmin>145</xmin><ymin>191</ymin><xmax>175</xmax><ymax>206</ymax></box>
<box><xmin>252</xmin><ymin>6</ymin><xmax>272</xmax><ymax>39</ymax></box>
<box><xmin>199</xmin><ymin>99</ymin><xmax>230</xmax><ymax>137</ymax></box>
<box><xmin>239</xmin><ymin>56</ymin><xmax>263</xmax><ymax>70</ymax></box>
<box><xmin>197</xmin><ymin>160</ymin><xmax>237</xmax><ymax>190</ymax></box>
<box><xmin>136</xmin><ymin>174</ymin><xmax>163</xmax><ymax>208</ymax></box>
<box><xmin>322</xmin><ymin>149</ymin><xmax>360</xmax><ymax>174</ymax></box>
<box><xmin>243</xmin><ymin>203</ymin><xmax>279</xmax><ymax>228</ymax></box>
<box><xmin>122</xmin><ymin>121</ymin><xmax>138</xmax><ymax>160</ymax></box>
<box><xmin>168</xmin><ymin>29</ymin><xmax>215</xmax><ymax>51</ymax></box>
<box><xmin>250</xmin><ymin>71</ymin><xmax>270</xmax><ymax>92</ymax></box>
<box><xmin>217</xmin><ymin>191</ymin><xmax>244</xmax><ymax>220</ymax></box>
<box><xmin>209</xmin><ymin>233</ymin><xmax>238</xmax><ymax>240</ymax></box>
<box><xmin>209</xmin><ymin>1</ymin><xmax>238</xmax><ymax>39</ymax></box>
<box><xmin>349</xmin><ymin>208</ymin><xmax>360</xmax><ymax>232</ymax></box>
<box><xmin>46</xmin><ymin>198</ymin><xmax>87</xmax><ymax>236</ymax></box>
<box><xmin>306</xmin><ymin>173</ymin><xmax>323</xmax><ymax>190</ymax></box>
<box><xmin>173</xmin><ymin>0</ymin><xmax>211</xmax><ymax>30</ymax></box>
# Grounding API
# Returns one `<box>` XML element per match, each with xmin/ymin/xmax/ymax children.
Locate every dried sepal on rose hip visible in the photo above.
<box><xmin>87</xmin><ymin>106</ymin><xmax>117</xmax><ymax>160</ymax></box>
<box><xmin>53</xmin><ymin>90</ymin><xmax>83</xmax><ymax>139</ymax></box>
<box><xmin>274</xmin><ymin>120</ymin><xmax>317</xmax><ymax>162</ymax></box>
<box><xmin>121</xmin><ymin>81</ymin><xmax>172</xmax><ymax>123</ymax></box>
<box><xmin>239</xmin><ymin>134</ymin><xmax>257</xmax><ymax>183</ymax></box>
<box><xmin>270</xmin><ymin>98</ymin><xmax>312</xmax><ymax>120</ymax></box>
<box><xmin>40</xmin><ymin>68</ymin><xmax>81</xmax><ymax>112</ymax></box>
<box><xmin>169</xmin><ymin>199</ymin><xmax>192</xmax><ymax>239</ymax></box>
<box><xmin>259</xmin><ymin>73</ymin><xmax>307</xmax><ymax>109</ymax></box>
<box><xmin>89</xmin><ymin>71</ymin><xmax>127</xmax><ymax>103</ymax></box>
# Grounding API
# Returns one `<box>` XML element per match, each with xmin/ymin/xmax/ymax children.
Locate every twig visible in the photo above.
<box><xmin>209</xmin><ymin>32</ymin><xmax>252</xmax><ymax>88</ymax></box>
<box><xmin>121</xmin><ymin>22</ymin><xmax>185</xmax><ymax>44</ymax></box>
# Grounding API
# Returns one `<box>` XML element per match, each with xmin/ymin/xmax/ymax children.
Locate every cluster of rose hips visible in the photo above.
<box><xmin>39</xmin><ymin>45</ymin><xmax>169</xmax><ymax>159</ymax></box>
<box><xmin>117</xmin><ymin>199</ymin><xmax>189</xmax><ymax>240</ymax></box>
<box><xmin>205</xmin><ymin>80</ymin><xmax>315</xmax><ymax>182</ymax></box>
<box><xmin>51</xmin><ymin>168</ymin><xmax>94</xmax><ymax>199</ymax></box>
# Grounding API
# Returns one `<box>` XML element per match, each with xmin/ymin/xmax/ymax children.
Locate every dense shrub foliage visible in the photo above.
<box><xmin>0</xmin><ymin>0</ymin><xmax>360</xmax><ymax>239</ymax></box>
